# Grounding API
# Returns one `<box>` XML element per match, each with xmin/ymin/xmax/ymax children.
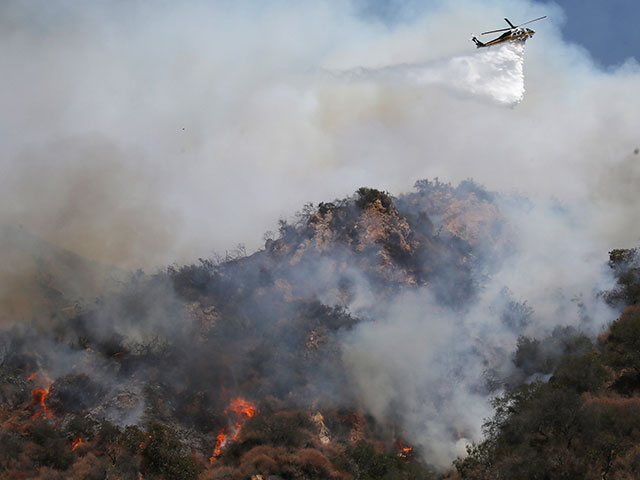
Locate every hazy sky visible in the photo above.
<box><xmin>1</xmin><ymin>0</ymin><xmax>639</xmax><ymax>269</ymax></box>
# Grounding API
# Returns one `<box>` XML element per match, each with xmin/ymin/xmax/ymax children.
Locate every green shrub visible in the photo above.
<box><xmin>605</xmin><ymin>248</ymin><xmax>640</xmax><ymax>306</ymax></box>
<box><xmin>606</xmin><ymin>307</ymin><xmax>640</xmax><ymax>369</ymax></box>
<box><xmin>334</xmin><ymin>441</ymin><xmax>435</xmax><ymax>480</ymax></box>
<box><xmin>552</xmin><ymin>352</ymin><xmax>607</xmax><ymax>393</ymax></box>
<box><xmin>143</xmin><ymin>424</ymin><xmax>199</xmax><ymax>480</ymax></box>
<box><xmin>355</xmin><ymin>187</ymin><xmax>393</xmax><ymax>211</ymax></box>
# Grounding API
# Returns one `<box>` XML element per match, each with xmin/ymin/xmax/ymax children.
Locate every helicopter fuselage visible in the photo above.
<box><xmin>479</xmin><ymin>27</ymin><xmax>535</xmax><ymax>47</ymax></box>
<box><xmin>472</xmin><ymin>16</ymin><xmax>546</xmax><ymax>49</ymax></box>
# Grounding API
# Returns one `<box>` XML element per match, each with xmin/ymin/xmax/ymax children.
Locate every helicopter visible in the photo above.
<box><xmin>471</xmin><ymin>16</ymin><xmax>546</xmax><ymax>48</ymax></box>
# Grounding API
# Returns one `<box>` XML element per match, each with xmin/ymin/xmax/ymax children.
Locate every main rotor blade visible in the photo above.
<box><xmin>481</xmin><ymin>27</ymin><xmax>511</xmax><ymax>35</ymax></box>
<box><xmin>516</xmin><ymin>15</ymin><xmax>547</xmax><ymax>27</ymax></box>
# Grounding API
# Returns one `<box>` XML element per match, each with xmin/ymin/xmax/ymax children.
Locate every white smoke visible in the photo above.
<box><xmin>340</xmin><ymin>191</ymin><xmax>618</xmax><ymax>469</ymax></box>
<box><xmin>331</xmin><ymin>40</ymin><xmax>526</xmax><ymax>106</ymax></box>
<box><xmin>342</xmin><ymin>289</ymin><xmax>493</xmax><ymax>469</ymax></box>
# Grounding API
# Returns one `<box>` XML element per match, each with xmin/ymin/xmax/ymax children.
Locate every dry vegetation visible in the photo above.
<box><xmin>1</xmin><ymin>180</ymin><xmax>638</xmax><ymax>479</ymax></box>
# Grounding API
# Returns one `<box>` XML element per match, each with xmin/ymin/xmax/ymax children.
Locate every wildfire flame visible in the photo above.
<box><xmin>225</xmin><ymin>397</ymin><xmax>257</xmax><ymax>423</ymax></box>
<box><xmin>26</xmin><ymin>373</ymin><xmax>37</xmax><ymax>382</ymax></box>
<box><xmin>210</xmin><ymin>428</ymin><xmax>227</xmax><ymax>461</ymax></box>
<box><xmin>139</xmin><ymin>434</ymin><xmax>153</xmax><ymax>451</ymax></box>
<box><xmin>72</xmin><ymin>437</ymin><xmax>83</xmax><ymax>451</ymax></box>
<box><xmin>31</xmin><ymin>384</ymin><xmax>53</xmax><ymax>419</ymax></box>
<box><xmin>209</xmin><ymin>397</ymin><xmax>257</xmax><ymax>463</ymax></box>
<box><xmin>399</xmin><ymin>446</ymin><xmax>413</xmax><ymax>459</ymax></box>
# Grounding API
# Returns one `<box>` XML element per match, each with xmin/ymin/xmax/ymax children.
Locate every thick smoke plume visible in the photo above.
<box><xmin>1</xmin><ymin>0</ymin><xmax>639</xmax><ymax>267</ymax></box>
<box><xmin>340</xmin><ymin>188</ymin><xmax>618</xmax><ymax>468</ymax></box>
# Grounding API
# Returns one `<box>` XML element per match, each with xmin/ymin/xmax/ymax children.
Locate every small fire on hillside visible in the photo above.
<box><xmin>30</xmin><ymin>383</ymin><xmax>54</xmax><ymax>419</ymax></box>
<box><xmin>209</xmin><ymin>397</ymin><xmax>257</xmax><ymax>463</ymax></box>
<box><xmin>71</xmin><ymin>436</ymin><xmax>83</xmax><ymax>451</ymax></box>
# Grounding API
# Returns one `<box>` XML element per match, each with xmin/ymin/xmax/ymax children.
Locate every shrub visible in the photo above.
<box><xmin>27</xmin><ymin>420</ymin><xmax>58</xmax><ymax>446</ymax></box>
<box><xmin>234</xmin><ymin>445</ymin><xmax>283</xmax><ymax>478</ymax></box>
<box><xmin>606</xmin><ymin>306</ymin><xmax>640</xmax><ymax>370</ymax></box>
<box><xmin>297</xmin><ymin>448</ymin><xmax>333</xmax><ymax>479</ymax></box>
<box><xmin>142</xmin><ymin>424</ymin><xmax>199</xmax><ymax>480</ymax></box>
<box><xmin>551</xmin><ymin>351</ymin><xmax>607</xmax><ymax>393</ymax></box>
<box><xmin>605</xmin><ymin>248</ymin><xmax>640</xmax><ymax>306</ymax></box>
<box><xmin>334</xmin><ymin>441</ymin><xmax>435</xmax><ymax>480</ymax></box>
<box><xmin>95</xmin><ymin>419</ymin><xmax>121</xmax><ymax>449</ymax></box>
<box><xmin>355</xmin><ymin>187</ymin><xmax>393</xmax><ymax>211</ymax></box>
<box><xmin>242</xmin><ymin>410</ymin><xmax>313</xmax><ymax>448</ymax></box>
<box><xmin>65</xmin><ymin>414</ymin><xmax>98</xmax><ymax>438</ymax></box>
<box><xmin>33</xmin><ymin>437</ymin><xmax>75</xmax><ymax>470</ymax></box>
<box><xmin>0</xmin><ymin>431</ymin><xmax>24</xmax><ymax>468</ymax></box>
<box><xmin>119</xmin><ymin>425</ymin><xmax>147</xmax><ymax>455</ymax></box>
<box><xmin>65</xmin><ymin>453</ymin><xmax>109</xmax><ymax>480</ymax></box>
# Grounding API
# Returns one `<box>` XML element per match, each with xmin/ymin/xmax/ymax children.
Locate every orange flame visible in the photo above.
<box><xmin>225</xmin><ymin>397</ymin><xmax>257</xmax><ymax>419</ymax></box>
<box><xmin>72</xmin><ymin>437</ymin><xmax>83</xmax><ymax>451</ymax></box>
<box><xmin>31</xmin><ymin>384</ymin><xmax>53</xmax><ymax>419</ymax></box>
<box><xmin>138</xmin><ymin>435</ymin><xmax>152</xmax><ymax>451</ymax></box>
<box><xmin>399</xmin><ymin>446</ymin><xmax>413</xmax><ymax>459</ymax></box>
<box><xmin>209</xmin><ymin>397</ymin><xmax>256</xmax><ymax>463</ymax></box>
<box><xmin>26</xmin><ymin>373</ymin><xmax>37</xmax><ymax>382</ymax></box>
<box><xmin>209</xmin><ymin>428</ymin><xmax>227</xmax><ymax>463</ymax></box>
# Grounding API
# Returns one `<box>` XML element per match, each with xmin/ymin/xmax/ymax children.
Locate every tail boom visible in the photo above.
<box><xmin>471</xmin><ymin>36</ymin><xmax>485</xmax><ymax>48</ymax></box>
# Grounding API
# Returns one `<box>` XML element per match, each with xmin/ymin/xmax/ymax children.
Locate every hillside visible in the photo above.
<box><xmin>454</xmin><ymin>247</ymin><xmax>640</xmax><ymax>479</ymax></box>
<box><xmin>0</xmin><ymin>179</ymin><xmax>635</xmax><ymax>479</ymax></box>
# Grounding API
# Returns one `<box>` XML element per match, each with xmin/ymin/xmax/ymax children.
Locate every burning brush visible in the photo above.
<box><xmin>27</xmin><ymin>372</ymin><xmax>55</xmax><ymax>420</ymax></box>
<box><xmin>209</xmin><ymin>397</ymin><xmax>257</xmax><ymax>463</ymax></box>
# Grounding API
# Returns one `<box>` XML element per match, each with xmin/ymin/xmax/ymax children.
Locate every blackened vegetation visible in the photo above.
<box><xmin>455</xmin><ymin>248</ymin><xmax>640</xmax><ymax>480</ymax></box>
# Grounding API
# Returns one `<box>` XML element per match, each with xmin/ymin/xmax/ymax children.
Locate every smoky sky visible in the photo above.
<box><xmin>1</xmin><ymin>0</ymin><xmax>639</xmax><ymax>270</ymax></box>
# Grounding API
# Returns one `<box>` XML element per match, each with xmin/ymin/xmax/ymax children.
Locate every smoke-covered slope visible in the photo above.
<box><xmin>0</xmin><ymin>179</ymin><xmax>625</xmax><ymax>479</ymax></box>
<box><xmin>456</xmin><ymin>248</ymin><xmax>640</xmax><ymax>479</ymax></box>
